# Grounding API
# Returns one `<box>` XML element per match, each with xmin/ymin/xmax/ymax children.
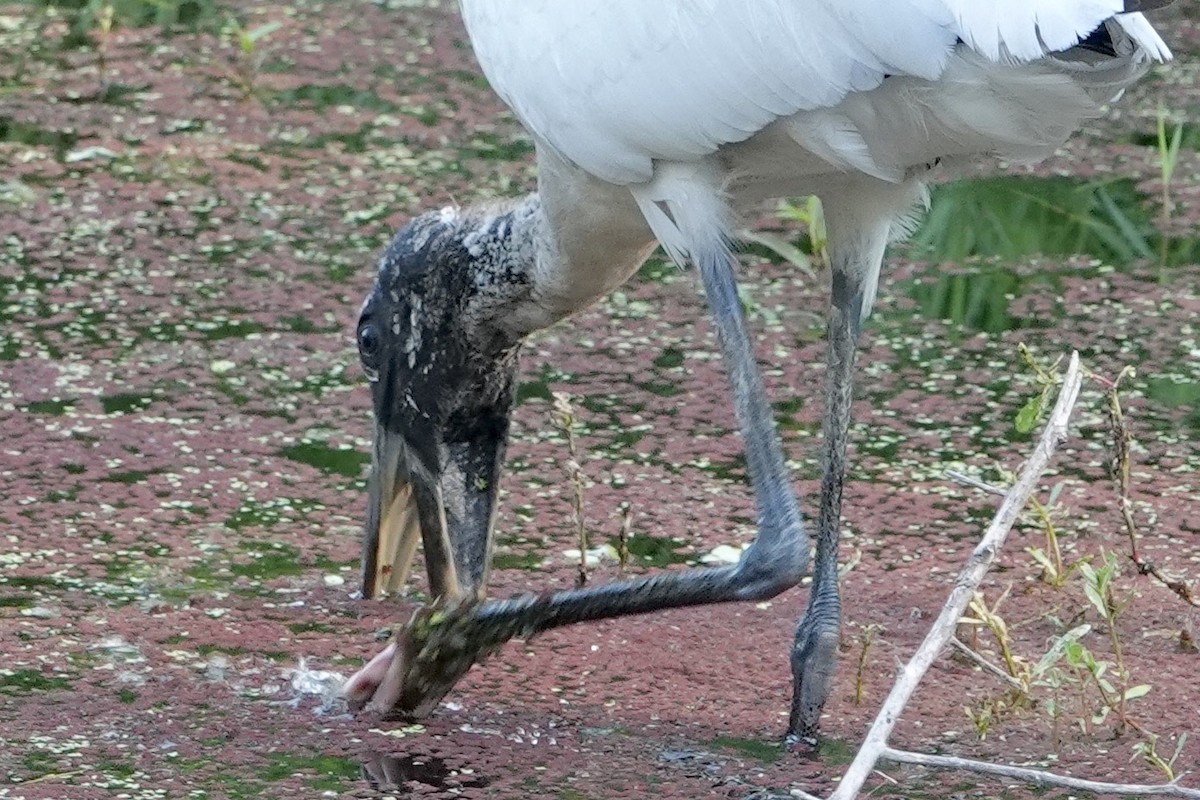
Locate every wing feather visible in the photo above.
<box><xmin>458</xmin><ymin>0</ymin><xmax>1162</xmax><ymax>185</ymax></box>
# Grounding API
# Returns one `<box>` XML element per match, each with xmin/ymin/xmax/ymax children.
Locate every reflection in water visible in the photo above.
<box><xmin>1145</xmin><ymin>376</ymin><xmax>1200</xmax><ymax>433</ymax></box>
<box><xmin>911</xmin><ymin>176</ymin><xmax>1170</xmax><ymax>267</ymax></box>
<box><xmin>906</xmin><ymin>265</ymin><xmax>1053</xmax><ymax>334</ymax></box>
<box><xmin>0</xmin><ymin>116</ymin><xmax>80</xmax><ymax>160</ymax></box>
<box><xmin>360</xmin><ymin>752</ymin><xmax>488</xmax><ymax>793</ymax></box>
<box><xmin>899</xmin><ymin>175</ymin><xmax>1200</xmax><ymax>334</ymax></box>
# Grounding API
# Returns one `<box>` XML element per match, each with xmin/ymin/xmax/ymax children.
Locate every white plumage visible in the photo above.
<box><xmin>461</xmin><ymin>1</ymin><xmax>1168</xmax><ymax>181</ymax></box>
<box><xmin>461</xmin><ymin>0</ymin><xmax>1168</xmax><ymax>316</ymax></box>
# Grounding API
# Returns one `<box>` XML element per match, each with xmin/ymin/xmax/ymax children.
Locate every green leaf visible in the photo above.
<box><xmin>247</xmin><ymin>20</ymin><xmax>281</xmax><ymax>44</ymax></box>
<box><xmin>1158</xmin><ymin>108</ymin><xmax>1184</xmax><ymax>187</ymax></box>
<box><xmin>1027</xmin><ymin>547</ymin><xmax>1056</xmax><ymax>576</ymax></box>
<box><xmin>1097</xmin><ymin>187</ymin><xmax>1155</xmax><ymax>262</ymax></box>
<box><xmin>738</xmin><ymin>229</ymin><xmax>814</xmax><ymax>276</ymax></box>
<box><xmin>1015</xmin><ymin>393</ymin><xmax>1045</xmax><ymax>433</ymax></box>
<box><xmin>1123</xmin><ymin>684</ymin><xmax>1151</xmax><ymax>701</ymax></box>
<box><xmin>1034</xmin><ymin>624</ymin><xmax>1091</xmax><ymax>675</ymax></box>
<box><xmin>805</xmin><ymin>196</ymin><xmax>827</xmax><ymax>252</ymax></box>
<box><xmin>1084</xmin><ymin>582</ymin><xmax>1109</xmax><ymax>619</ymax></box>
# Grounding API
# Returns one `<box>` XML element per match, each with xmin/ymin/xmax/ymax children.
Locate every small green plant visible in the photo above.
<box><xmin>1024</xmin><ymin>483</ymin><xmax>1070</xmax><ymax>587</ymax></box>
<box><xmin>92</xmin><ymin>1</ymin><xmax>115</xmax><ymax>84</ymax></box>
<box><xmin>1155</xmin><ymin>105</ymin><xmax>1184</xmax><ymax>271</ymax></box>
<box><xmin>961</xmin><ymin>588</ymin><xmax>1030</xmax><ymax>695</ymax></box>
<box><xmin>616</xmin><ymin>502</ymin><xmax>631</xmax><ymax>574</ymax></box>
<box><xmin>221</xmin><ymin>16</ymin><xmax>281</xmax><ymax>100</ymax></box>
<box><xmin>1012</xmin><ymin>346</ymin><xmax>1075</xmax><ymax>586</ymax></box>
<box><xmin>1027</xmin><ymin>622</ymin><xmax>1138</xmax><ymax>738</ymax></box>
<box><xmin>1077</xmin><ymin>551</ymin><xmax>1149</xmax><ymax>734</ymax></box>
<box><xmin>965</xmin><ymin>699</ymin><xmax>995</xmax><ymax>740</ymax></box>
<box><xmin>1132</xmin><ymin>733</ymin><xmax>1188</xmax><ymax>783</ymax></box>
<box><xmin>777</xmin><ymin>195</ymin><xmax>828</xmax><ymax>270</ymax></box>
<box><xmin>551</xmin><ymin>391</ymin><xmax>588</xmax><ymax>587</ymax></box>
<box><xmin>958</xmin><ymin>583</ymin><xmax>1153</xmax><ymax>744</ymax></box>
<box><xmin>1014</xmin><ymin>343</ymin><xmax>1062</xmax><ymax>434</ymax></box>
<box><xmin>739</xmin><ymin>195</ymin><xmax>826</xmax><ymax>277</ymax></box>
<box><xmin>1029</xmin><ymin>623</ymin><xmax>1092</xmax><ymax>745</ymax></box>
<box><xmin>853</xmin><ymin>623</ymin><xmax>881</xmax><ymax>704</ymax></box>
<box><xmin>965</xmin><ymin>696</ymin><xmax>1018</xmax><ymax>741</ymax></box>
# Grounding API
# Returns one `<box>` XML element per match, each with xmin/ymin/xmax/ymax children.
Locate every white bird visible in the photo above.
<box><xmin>342</xmin><ymin>0</ymin><xmax>1171</xmax><ymax>745</ymax></box>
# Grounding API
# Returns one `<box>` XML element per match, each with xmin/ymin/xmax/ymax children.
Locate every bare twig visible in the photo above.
<box><xmin>552</xmin><ymin>392</ymin><xmax>589</xmax><ymax>587</ymax></box>
<box><xmin>881</xmin><ymin>747</ymin><xmax>1199</xmax><ymax>798</ymax></box>
<box><xmin>945</xmin><ymin>469</ymin><xmax>1007</xmax><ymax>497</ymax></box>
<box><xmin>617</xmin><ymin>502</ymin><xmax>632</xmax><ymax>574</ymax></box>
<box><xmin>1100</xmin><ymin>368</ymin><xmax>1199</xmax><ymax>607</ymax></box>
<box><xmin>948</xmin><ymin>636</ymin><xmax>1025</xmax><ymax>692</ymax></box>
<box><xmin>827</xmin><ymin>352</ymin><xmax>1084</xmax><ymax>800</ymax></box>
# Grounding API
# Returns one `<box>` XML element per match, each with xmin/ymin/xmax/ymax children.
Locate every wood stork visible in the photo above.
<box><xmin>342</xmin><ymin>0</ymin><xmax>1172</xmax><ymax>745</ymax></box>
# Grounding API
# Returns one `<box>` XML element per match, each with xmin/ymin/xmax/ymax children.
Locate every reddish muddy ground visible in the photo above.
<box><xmin>1</xmin><ymin>2</ymin><xmax>1198</xmax><ymax>798</ymax></box>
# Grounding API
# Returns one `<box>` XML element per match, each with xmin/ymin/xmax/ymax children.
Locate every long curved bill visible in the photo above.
<box><xmin>347</xmin><ymin>415</ymin><xmax>509</xmax><ymax>716</ymax></box>
<box><xmin>360</xmin><ymin>422</ymin><xmax>504</xmax><ymax>602</ymax></box>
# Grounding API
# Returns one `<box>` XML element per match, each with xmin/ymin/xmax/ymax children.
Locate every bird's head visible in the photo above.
<box><xmin>356</xmin><ymin>208</ymin><xmax>527</xmax><ymax>601</ymax></box>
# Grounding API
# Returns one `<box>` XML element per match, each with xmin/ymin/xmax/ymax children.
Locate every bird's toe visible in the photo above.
<box><xmin>341</xmin><ymin>641</ymin><xmax>398</xmax><ymax>712</ymax></box>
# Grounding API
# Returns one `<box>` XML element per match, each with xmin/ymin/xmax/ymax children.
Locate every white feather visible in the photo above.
<box><xmin>459</xmin><ymin>0</ymin><xmax>1166</xmax><ymax>187</ymax></box>
<box><xmin>628</xmin><ymin>160</ymin><xmax>733</xmax><ymax>267</ymax></box>
<box><xmin>1114</xmin><ymin>12</ymin><xmax>1172</xmax><ymax>61</ymax></box>
<box><xmin>457</xmin><ymin>0</ymin><xmax>1170</xmax><ymax>322</ymax></box>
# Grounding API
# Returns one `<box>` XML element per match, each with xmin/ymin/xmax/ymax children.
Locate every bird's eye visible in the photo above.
<box><xmin>358</xmin><ymin>324</ymin><xmax>379</xmax><ymax>356</ymax></box>
<box><xmin>357</xmin><ymin>323</ymin><xmax>381</xmax><ymax>380</ymax></box>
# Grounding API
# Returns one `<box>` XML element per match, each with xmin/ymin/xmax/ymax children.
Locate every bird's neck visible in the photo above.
<box><xmin>452</xmin><ymin>196</ymin><xmax>548</xmax><ymax>348</ymax></box>
<box><xmin>461</xmin><ymin>176</ymin><xmax>656</xmax><ymax>344</ymax></box>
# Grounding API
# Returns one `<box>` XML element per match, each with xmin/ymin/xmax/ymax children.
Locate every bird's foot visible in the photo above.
<box><xmin>783</xmin><ymin>730</ymin><xmax>821</xmax><ymax>754</ymax></box>
<box><xmin>341</xmin><ymin>597</ymin><xmax>502</xmax><ymax>719</ymax></box>
<box><xmin>785</xmin><ymin>617</ymin><xmax>841</xmax><ymax>746</ymax></box>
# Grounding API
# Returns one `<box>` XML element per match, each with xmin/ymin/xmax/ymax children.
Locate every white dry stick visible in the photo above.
<box><xmin>879</xmin><ymin>748</ymin><xmax>1200</xmax><ymax>798</ymax></box>
<box><xmin>945</xmin><ymin>469</ymin><xmax>1007</xmax><ymax>497</ymax></box>
<box><xmin>948</xmin><ymin>636</ymin><xmax>1025</xmax><ymax>692</ymax></box>
<box><xmin>826</xmin><ymin>352</ymin><xmax>1084</xmax><ymax>800</ymax></box>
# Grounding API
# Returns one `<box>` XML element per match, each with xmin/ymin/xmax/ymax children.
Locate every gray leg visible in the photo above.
<box><xmin>694</xmin><ymin>245</ymin><xmax>809</xmax><ymax>599</ymax></box>
<box><xmin>351</xmin><ymin>244</ymin><xmax>818</xmax><ymax>720</ymax></box>
<box><xmin>787</xmin><ymin>268</ymin><xmax>865</xmax><ymax>747</ymax></box>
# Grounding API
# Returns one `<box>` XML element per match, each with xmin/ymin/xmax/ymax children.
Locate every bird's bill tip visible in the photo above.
<box><xmin>361</xmin><ymin>427</ymin><xmax>422</xmax><ymax>600</ymax></box>
<box><xmin>361</xmin><ymin>423</ymin><xmax>503</xmax><ymax>603</ymax></box>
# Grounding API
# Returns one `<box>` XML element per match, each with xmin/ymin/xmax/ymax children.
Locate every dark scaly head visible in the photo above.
<box><xmin>357</xmin><ymin>204</ymin><xmax>536</xmax><ymax>601</ymax></box>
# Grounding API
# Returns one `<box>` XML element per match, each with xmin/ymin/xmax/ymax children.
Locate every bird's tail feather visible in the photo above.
<box><xmin>630</xmin><ymin>160</ymin><xmax>735</xmax><ymax>269</ymax></box>
<box><xmin>1113</xmin><ymin>13</ymin><xmax>1172</xmax><ymax>62</ymax></box>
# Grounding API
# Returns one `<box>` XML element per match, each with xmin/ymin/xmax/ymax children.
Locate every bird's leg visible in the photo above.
<box><xmin>350</xmin><ymin>246</ymin><xmax>814</xmax><ymax>718</ymax></box>
<box><xmin>785</xmin><ymin>268</ymin><xmax>865</xmax><ymax>747</ymax></box>
<box><xmin>691</xmin><ymin>245</ymin><xmax>810</xmax><ymax>596</ymax></box>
